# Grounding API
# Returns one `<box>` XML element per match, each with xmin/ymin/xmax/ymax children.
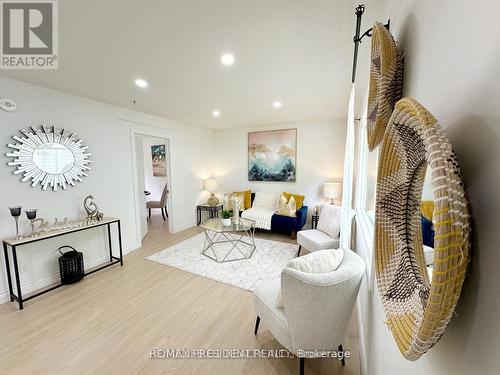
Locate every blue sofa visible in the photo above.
<box><xmin>249</xmin><ymin>193</ymin><xmax>308</xmax><ymax>238</ymax></box>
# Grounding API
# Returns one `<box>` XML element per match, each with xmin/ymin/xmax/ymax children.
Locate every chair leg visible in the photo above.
<box><xmin>338</xmin><ymin>344</ymin><xmax>345</xmax><ymax>366</ymax></box>
<box><xmin>297</xmin><ymin>245</ymin><xmax>302</xmax><ymax>257</ymax></box>
<box><xmin>291</xmin><ymin>231</ymin><xmax>296</xmax><ymax>240</ymax></box>
<box><xmin>165</xmin><ymin>206</ymin><xmax>168</xmax><ymax>218</ymax></box>
<box><xmin>161</xmin><ymin>207</ymin><xmax>166</xmax><ymax>221</ymax></box>
<box><xmin>254</xmin><ymin>316</ymin><xmax>260</xmax><ymax>335</ymax></box>
<box><xmin>148</xmin><ymin>208</ymin><xmax>151</xmax><ymax>219</ymax></box>
<box><xmin>299</xmin><ymin>357</ymin><xmax>304</xmax><ymax>375</ymax></box>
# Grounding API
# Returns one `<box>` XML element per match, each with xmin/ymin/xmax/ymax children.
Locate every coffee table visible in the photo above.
<box><xmin>200</xmin><ymin>218</ymin><xmax>256</xmax><ymax>263</ymax></box>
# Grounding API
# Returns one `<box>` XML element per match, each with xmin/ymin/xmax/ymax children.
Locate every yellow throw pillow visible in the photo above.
<box><xmin>233</xmin><ymin>190</ymin><xmax>252</xmax><ymax>209</ymax></box>
<box><xmin>283</xmin><ymin>192</ymin><xmax>304</xmax><ymax>209</ymax></box>
<box><xmin>421</xmin><ymin>200</ymin><xmax>435</xmax><ymax>221</ymax></box>
<box><xmin>277</xmin><ymin>194</ymin><xmax>297</xmax><ymax>217</ymax></box>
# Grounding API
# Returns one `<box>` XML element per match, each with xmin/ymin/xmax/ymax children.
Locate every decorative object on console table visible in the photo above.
<box><xmin>6</xmin><ymin>125</ymin><xmax>92</xmax><ymax>191</ymax></box>
<box><xmin>196</xmin><ymin>204</ymin><xmax>223</xmax><ymax>225</ymax></box>
<box><xmin>248</xmin><ymin>128</ymin><xmax>297</xmax><ymax>182</ymax></box>
<box><xmin>25</xmin><ymin>209</ymin><xmax>38</xmax><ymax>237</ymax></box>
<box><xmin>204</xmin><ymin>178</ymin><xmax>219</xmax><ymax>207</ymax></box>
<box><xmin>84</xmin><ymin>195</ymin><xmax>104</xmax><ymax>223</ymax></box>
<box><xmin>58</xmin><ymin>246</ymin><xmax>84</xmax><ymax>284</ymax></box>
<box><xmin>323</xmin><ymin>182</ymin><xmax>342</xmax><ymax>205</ymax></box>
<box><xmin>8</xmin><ymin>206</ymin><xmax>22</xmax><ymax>240</ymax></box>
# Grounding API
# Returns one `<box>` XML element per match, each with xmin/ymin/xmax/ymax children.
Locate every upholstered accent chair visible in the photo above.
<box><xmin>253</xmin><ymin>249</ymin><xmax>365</xmax><ymax>374</ymax></box>
<box><xmin>296</xmin><ymin>206</ymin><xmax>356</xmax><ymax>257</ymax></box>
<box><xmin>146</xmin><ymin>183</ymin><xmax>169</xmax><ymax>220</ymax></box>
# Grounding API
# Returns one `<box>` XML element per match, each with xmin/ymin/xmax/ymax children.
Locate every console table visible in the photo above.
<box><xmin>2</xmin><ymin>217</ymin><xmax>123</xmax><ymax>310</ymax></box>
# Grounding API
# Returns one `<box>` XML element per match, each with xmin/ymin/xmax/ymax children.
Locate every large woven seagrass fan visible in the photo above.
<box><xmin>374</xmin><ymin>98</ymin><xmax>470</xmax><ymax>360</ymax></box>
<box><xmin>367</xmin><ymin>22</ymin><xmax>404</xmax><ymax>151</ymax></box>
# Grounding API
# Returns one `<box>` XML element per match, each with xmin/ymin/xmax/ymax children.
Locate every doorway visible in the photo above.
<box><xmin>132</xmin><ymin>133</ymin><xmax>172</xmax><ymax>244</ymax></box>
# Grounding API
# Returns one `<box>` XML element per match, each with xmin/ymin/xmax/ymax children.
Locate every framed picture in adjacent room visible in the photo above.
<box><xmin>151</xmin><ymin>144</ymin><xmax>166</xmax><ymax>177</ymax></box>
<box><xmin>248</xmin><ymin>128</ymin><xmax>297</xmax><ymax>182</ymax></box>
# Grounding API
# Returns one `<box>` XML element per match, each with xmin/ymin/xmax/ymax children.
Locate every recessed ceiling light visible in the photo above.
<box><xmin>135</xmin><ymin>78</ymin><xmax>148</xmax><ymax>88</ymax></box>
<box><xmin>220</xmin><ymin>53</ymin><xmax>235</xmax><ymax>66</ymax></box>
<box><xmin>212</xmin><ymin>110</ymin><xmax>220</xmax><ymax>117</ymax></box>
<box><xmin>273</xmin><ymin>101</ymin><xmax>283</xmax><ymax>109</ymax></box>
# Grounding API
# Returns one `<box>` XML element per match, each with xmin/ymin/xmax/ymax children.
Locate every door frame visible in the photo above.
<box><xmin>129</xmin><ymin>127</ymin><xmax>173</xmax><ymax>246</ymax></box>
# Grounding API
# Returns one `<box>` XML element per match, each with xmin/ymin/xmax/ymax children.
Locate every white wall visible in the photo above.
<box><xmin>141</xmin><ymin>136</ymin><xmax>168</xmax><ymax>203</ymax></box>
<box><xmin>212</xmin><ymin>121</ymin><xmax>346</xmax><ymax>212</ymax></box>
<box><xmin>0</xmin><ymin>76</ymin><xmax>212</xmax><ymax>303</ymax></box>
<box><xmin>354</xmin><ymin>1</ymin><xmax>500</xmax><ymax>374</ymax></box>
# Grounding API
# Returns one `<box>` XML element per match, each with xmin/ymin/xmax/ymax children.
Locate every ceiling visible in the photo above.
<box><xmin>1</xmin><ymin>0</ymin><xmax>356</xmax><ymax>129</ymax></box>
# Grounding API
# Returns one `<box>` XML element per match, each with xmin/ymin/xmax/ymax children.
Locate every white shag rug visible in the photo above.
<box><xmin>146</xmin><ymin>233</ymin><xmax>298</xmax><ymax>291</ymax></box>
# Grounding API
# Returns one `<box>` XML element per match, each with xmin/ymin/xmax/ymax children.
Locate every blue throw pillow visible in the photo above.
<box><xmin>421</xmin><ymin>215</ymin><xmax>435</xmax><ymax>248</ymax></box>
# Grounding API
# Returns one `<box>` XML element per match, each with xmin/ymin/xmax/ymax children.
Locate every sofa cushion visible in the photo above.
<box><xmin>253</xmin><ymin>192</ymin><xmax>279</xmax><ymax>210</ymax></box>
<box><xmin>277</xmin><ymin>194</ymin><xmax>296</xmax><ymax>217</ymax></box>
<box><xmin>283</xmin><ymin>192</ymin><xmax>305</xmax><ymax>209</ymax></box>
<box><xmin>297</xmin><ymin>229</ymin><xmax>339</xmax><ymax>252</ymax></box>
<box><xmin>317</xmin><ymin>204</ymin><xmax>341</xmax><ymax>239</ymax></box>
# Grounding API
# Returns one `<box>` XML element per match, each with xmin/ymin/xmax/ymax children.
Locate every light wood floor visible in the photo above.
<box><xmin>0</xmin><ymin>215</ymin><xmax>361</xmax><ymax>375</ymax></box>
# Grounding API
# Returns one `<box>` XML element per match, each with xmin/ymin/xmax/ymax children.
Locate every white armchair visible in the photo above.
<box><xmin>296</xmin><ymin>206</ymin><xmax>356</xmax><ymax>257</ymax></box>
<box><xmin>253</xmin><ymin>249</ymin><xmax>365</xmax><ymax>374</ymax></box>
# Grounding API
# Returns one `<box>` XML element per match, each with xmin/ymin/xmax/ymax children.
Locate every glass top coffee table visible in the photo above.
<box><xmin>200</xmin><ymin>218</ymin><xmax>256</xmax><ymax>263</ymax></box>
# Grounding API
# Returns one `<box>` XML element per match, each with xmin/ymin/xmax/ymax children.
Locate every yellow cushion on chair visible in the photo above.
<box><xmin>283</xmin><ymin>192</ymin><xmax>304</xmax><ymax>209</ymax></box>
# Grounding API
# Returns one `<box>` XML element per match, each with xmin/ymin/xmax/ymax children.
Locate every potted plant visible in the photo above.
<box><xmin>221</xmin><ymin>210</ymin><xmax>232</xmax><ymax>226</ymax></box>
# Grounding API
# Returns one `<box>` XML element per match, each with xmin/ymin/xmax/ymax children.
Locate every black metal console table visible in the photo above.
<box><xmin>2</xmin><ymin>217</ymin><xmax>123</xmax><ymax>310</ymax></box>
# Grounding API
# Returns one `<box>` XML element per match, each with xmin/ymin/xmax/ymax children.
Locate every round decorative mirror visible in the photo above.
<box><xmin>6</xmin><ymin>125</ymin><xmax>92</xmax><ymax>191</ymax></box>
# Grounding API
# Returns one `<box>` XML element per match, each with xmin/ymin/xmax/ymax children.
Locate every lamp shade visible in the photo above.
<box><xmin>204</xmin><ymin>178</ymin><xmax>218</xmax><ymax>192</ymax></box>
<box><xmin>323</xmin><ymin>182</ymin><xmax>342</xmax><ymax>199</ymax></box>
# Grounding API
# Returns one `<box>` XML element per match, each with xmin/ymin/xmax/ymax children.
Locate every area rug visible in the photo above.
<box><xmin>146</xmin><ymin>233</ymin><xmax>298</xmax><ymax>291</ymax></box>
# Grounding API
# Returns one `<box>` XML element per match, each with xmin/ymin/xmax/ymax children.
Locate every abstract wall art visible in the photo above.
<box><xmin>248</xmin><ymin>129</ymin><xmax>296</xmax><ymax>182</ymax></box>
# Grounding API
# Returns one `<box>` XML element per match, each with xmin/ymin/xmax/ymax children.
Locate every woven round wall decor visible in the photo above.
<box><xmin>367</xmin><ymin>22</ymin><xmax>404</xmax><ymax>151</ymax></box>
<box><xmin>374</xmin><ymin>98</ymin><xmax>470</xmax><ymax>360</ymax></box>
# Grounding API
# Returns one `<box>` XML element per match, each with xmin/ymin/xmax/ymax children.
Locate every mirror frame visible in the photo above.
<box><xmin>374</xmin><ymin>98</ymin><xmax>471</xmax><ymax>360</ymax></box>
<box><xmin>6</xmin><ymin>125</ymin><xmax>92</xmax><ymax>191</ymax></box>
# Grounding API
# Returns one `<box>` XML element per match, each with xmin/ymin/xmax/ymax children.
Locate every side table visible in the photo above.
<box><xmin>197</xmin><ymin>204</ymin><xmax>223</xmax><ymax>225</ymax></box>
<box><xmin>312</xmin><ymin>214</ymin><xmax>319</xmax><ymax>229</ymax></box>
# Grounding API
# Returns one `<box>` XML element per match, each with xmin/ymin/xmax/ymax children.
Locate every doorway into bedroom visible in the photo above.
<box><xmin>134</xmin><ymin>134</ymin><xmax>172</xmax><ymax>242</ymax></box>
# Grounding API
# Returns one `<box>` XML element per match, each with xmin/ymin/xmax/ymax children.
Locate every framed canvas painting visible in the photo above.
<box><xmin>248</xmin><ymin>128</ymin><xmax>297</xmax><ymax>182</ymax></box>
<box><xmin>151</xmin><ymin>144</ymin><xmax>166</xmax><ymax>177</ymax></box>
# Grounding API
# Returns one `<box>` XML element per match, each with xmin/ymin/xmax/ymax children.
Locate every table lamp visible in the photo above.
<box><xmin>323</xmin><ymin>182</ymin><xmax>342</xmax><ymax>205</ymax></box>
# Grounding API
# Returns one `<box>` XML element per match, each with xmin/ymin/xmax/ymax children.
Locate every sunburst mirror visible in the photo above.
<box><xmin>6</xmin><ymin>125</ymin><xmax>92</xmax><ymax>191</ymax></box>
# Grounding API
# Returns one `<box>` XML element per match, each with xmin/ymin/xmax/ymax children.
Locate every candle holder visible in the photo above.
<box><xmin>25</xmin><ymin>209</ymin><xmax>38</xmax><ymax>237</ymax></box>
<box><xmin>8</xmin><ymin>206</ymin><xmax>22</xmax><ymax>240</ymax></box>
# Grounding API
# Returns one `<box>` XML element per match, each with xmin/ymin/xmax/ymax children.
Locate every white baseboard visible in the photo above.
<box><xmin>0</xmin><ymin>248</ymin><xmax>134</xmax><ymax>305</ymax></box>
<box><xmin>173</xmin><ymin>221</ymin><xmax>196</xmax><ymax>233</ymax></box>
